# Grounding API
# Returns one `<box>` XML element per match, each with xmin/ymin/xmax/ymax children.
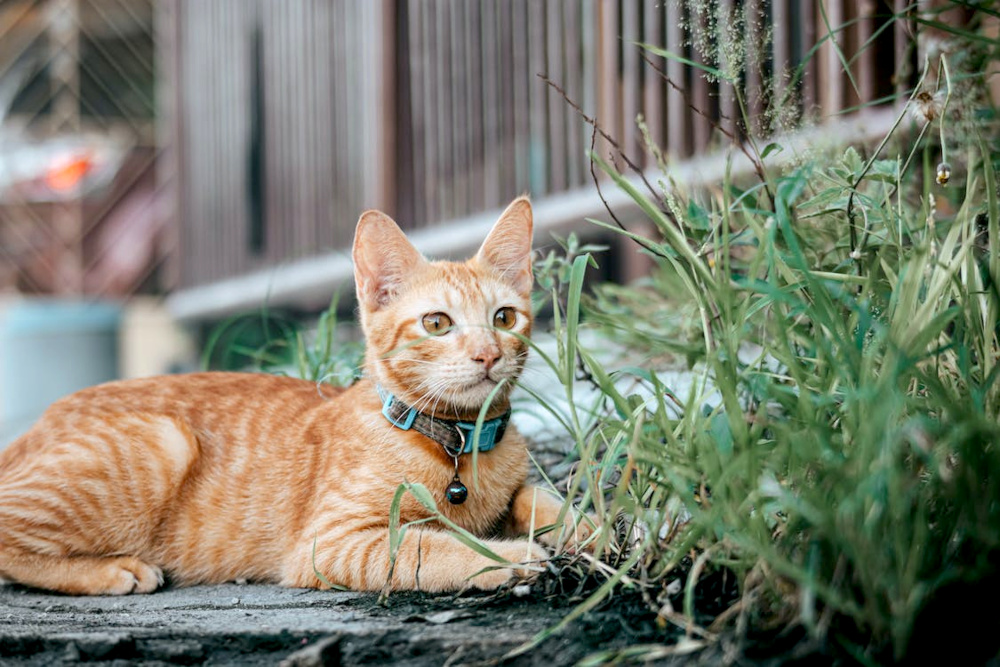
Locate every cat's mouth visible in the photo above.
<box><xmin>471</xmin><ymin>374</ymin><xmax>499</xmax><ymax>388</ymax></box>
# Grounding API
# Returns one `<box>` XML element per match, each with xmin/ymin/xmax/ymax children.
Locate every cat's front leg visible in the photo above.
<box><xmin>286</xmin><ymin>527</ymin><xmax>546</xmax><ymax>592</ymax></box>
<box><xmin>506</xmin><ymin>485</ymin><xmax>597</xmax><ymax>553</ymax></box>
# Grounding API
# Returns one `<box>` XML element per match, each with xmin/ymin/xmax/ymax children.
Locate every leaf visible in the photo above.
<box><xmin>761</xmin><ymin>142</ymin><xmax>784</xmax><ymax>159</ymax></box>
<box><xmin>406</xmin><ymin>482</ymin><xmax>439</xmax><ymax>513</ymax></box>
<box><xmin>685</xmin><ymin>199</ymin><xmax>712</xmax><ymax>231</ymax></box>
<box><xmin>866</xmin><ymin>159</ymin><xmax>900</xmax><ymax>183</ymax></box>
<box><xmin>402</xmin><ymin>482</ymin><xmax>510</xmax><ymax>564</ymax></box>
<box><xmin>312</xmin><ymin>536</ymin><xmax>348</xmax><ymax>591</ymax></box>
<box><xmin>708</xmin><ymin>413</ymin><xmax>734</xmax><ymax>458</ymax></box>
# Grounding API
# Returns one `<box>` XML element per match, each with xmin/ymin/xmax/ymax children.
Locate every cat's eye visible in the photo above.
<box><xmin>493</xmin><ymin>307</ymin><xmax>517</xmax><ymax>330</ymax></box>
<box><xmin>422</xmin><ymin>312</ymin><xmax>453</xmax><ymax>335</ymax></box>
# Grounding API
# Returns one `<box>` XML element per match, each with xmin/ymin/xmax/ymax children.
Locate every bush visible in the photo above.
<box><xmin>535</xmin><ymin>2</ymin><xmax>1000</xmax><ymax>660</ymax></box>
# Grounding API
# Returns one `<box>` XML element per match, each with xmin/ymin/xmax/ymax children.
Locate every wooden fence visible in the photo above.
<box><xmin>163</xmin><ymin>0</ymin><xmax>913</xmax><ymax>291</ymax></box>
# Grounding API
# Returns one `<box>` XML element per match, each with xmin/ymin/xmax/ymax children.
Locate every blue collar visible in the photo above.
<box><xmin>376</xmin><ymin>385</ymin><xmax>510</xmax><ymax>456</ymax></box>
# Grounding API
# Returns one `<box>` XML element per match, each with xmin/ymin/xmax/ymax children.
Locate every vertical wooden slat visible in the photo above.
<box><xmin>208</xmin><ymin>0</ymin><xmax>221</xmax><ymax>281</ymax></box>
<box><xmin>545</xmin><ymin>1</ymin><xmax>566</xmax><ymax>193</ymax></box>
<box><xmin>481</xmin><ymin>0</ymin><xmax>500</xmax><ymax>210</ymax></box>
<box><xmin>504</xmin><ymin>0</ymin><xmax>530</xmax><ymax>198</ymax></box>
<box><xmin>261</xmin><ymin>0</ymin><xmax>274</xmax><ymax>265</ymax></box>
<box><xmin>691</xmin><ymin>4</ymin><xmax>711</xmax><ymax>152</ymax></box>
<box><xmin>392</xmin><ymin>0</ymin><xmax>413</xmax><ymax>224</ymax></box>
<box><xmin>304</xmin><ymin>0</ymin><xmax>318</xmax><ymax>248</ymax></box>
<box><xmin>856</xmin><ymin>0</ymin><xmax>876</xmax><ymax>111</ymax></box>
<box><xmin>156</xmin><ymin>0</ymin><xmax>183</xmax><ymax>288</ymax></box>
<box><xmin>818</xmin><ymin>0</ymin><xmax>844</xmax><ymax>116</ymax></box>
<box><xmin>435</xmin><ymin>2</ymin><xmax>452</xmax><ymax>221</ymax></box>
<box><xmin>377</xmin><ymin>0</ymin><xmax>395</xmax><ymax>214</ymax></box>
<box><xmin>581</xmin><ymin>0</ymin><xmax>596</xmax><ymax>129</ymax></box>
<box><xmin>340</xmin><ymin>0</ymin><xmax>354</xmax><ymax>236</ymax></box>
<box><xmin>266</xmin><ymin>0</ymin><xmax>281</xmax><ymax>265</ymax></box>
<box><xmin>345</xmin><ymin>1</ymin><xmax>360</xmax><ymax>230</ymax></box>
<box><xmin>421</xmin><ymin>2</ymin><xmax>440</xmax><ymax>224</ymax></box>
<box><xmin>772</xmin><ymin>0</ymin><xmax>789</xmax><ymax>130</ymax></box>
<box><xmin>527</xmin><ymin>0</ymin><xmax>546</xmax><ymax>194</ymax></box>
<box><xmin>281</xmin><ymin>2</ymin><xmax>294</xmax><ymax>261</ymax></box>
<box><xmin>292</xmin><ymin>0</ymin><xmax>306</xmax><ymax>255</ymax></box>
<box><xmin>314</xmin><ymin>0</ymin><xmax>334</xmax><ymax>249</ymax></box>
<box><xmin>241</xmin><ymin>0</ymin><xmax>255</xmax><ymax>273</ymax></box>
<box><xmin>451</xmin><ymin>1</ymin><xmax>468</xmax><ymax>217</ymax></box>
<box><xmin>564</xmin><ymin>0</ymin><xmax>583</xmax><ymax>188</ymax></box>
<box><xmin>597</xmin><ymin>0</ymin><xmax>619</xmax><ymax>169</ymax></box>
<box><xmin>193</xmin><ymin>0</ymin><xmax>208</xmax><ymax>281</ymax></box>
<box><xmin>180</xmin><ymin>0</ymin><xmax>196</xmax><ymax>283</ymax></box>
<box><xmin>465</xmin><ymin>0</ymin><xmax>484</xmax><ymax>213</ymax></box>
<box><xmin>222</xmin><ymin>0</ymin><xmax>234</xmax><ymax>277</ymax></box>
<box><xmin>801</xmin><ymin>0</ymin><xmax>817</xmax><ymax>117</ymax></box>
<box><xmin>407</xmin><ymin>0</ymin><xmax>426</xmax><ymax>225</ymax></box>
<box><xmin>295</xmin><ymin>0</ymin><xmax>309</xmax><ymax>258</ymax></box>
<box><xmin>665</xmin><ymin>1</ymin><xmax>685</xmax><ymax>158</ymax></box>
<box><xmin>621</xmin><ymin>0</ymin><xmax>639</xmax><ymax>161</ymax></box>
<box><xmin>642</xmin><ymin>0</ymin><xmax>663</xmax><ymax>157</ymax></box>
<box><xmin>330</xmin><ymin>0</ymin><xmax>345</xmax><ymax>239</ymax></box>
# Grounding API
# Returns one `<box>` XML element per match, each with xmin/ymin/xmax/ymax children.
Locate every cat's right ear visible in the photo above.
<box><xmin>353</xmin><ymin>210</ymin><xmax>425</xmax><ymax>311</ymax></box>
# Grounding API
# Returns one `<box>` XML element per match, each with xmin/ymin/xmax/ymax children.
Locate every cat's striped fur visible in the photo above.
<box><xmin>0</xmin><ymin>197</ymin><xmax>587</xmax><ymax>595</ymax></box>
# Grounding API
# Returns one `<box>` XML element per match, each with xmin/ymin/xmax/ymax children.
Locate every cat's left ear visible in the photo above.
<box><xmin>475</xmin><ymin>196</ymin><xmax>534</xmax><ymax>298</ymax></box>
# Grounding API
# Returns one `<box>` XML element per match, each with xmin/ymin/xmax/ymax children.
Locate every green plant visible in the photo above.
<box><xmin>526</xmin><ymin>1</ymin><xmax>1000</xmax><ymax>661</ymax></box>
<box><xmin>202</xmin><ymin>293</ymin><xmax>364</xmax><ymax>387</ymax></box>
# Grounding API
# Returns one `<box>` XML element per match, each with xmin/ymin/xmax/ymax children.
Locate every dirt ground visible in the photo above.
<box><xmin>0</xmin><ymin>581</ymin><xmax>694</xmax><ymax>666</ymax></box>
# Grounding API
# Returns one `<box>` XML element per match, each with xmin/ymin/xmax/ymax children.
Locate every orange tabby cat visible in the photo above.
<box><xmin>0</xmin><ymin>197</ymin><xmax>589</xmax><ymax>596</ymax></box>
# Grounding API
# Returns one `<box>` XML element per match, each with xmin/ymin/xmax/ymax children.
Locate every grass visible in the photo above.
<box><xmin>521</xmin><ymin>2</ymin><xmax>1000</xmax><ymax>662</ymax></box>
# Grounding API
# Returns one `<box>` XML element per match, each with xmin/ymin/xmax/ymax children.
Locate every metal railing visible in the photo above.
<box><xmin>0</xmin><ymin>0</ymin><xmax>164</xmax><ymax>297</ymax></box>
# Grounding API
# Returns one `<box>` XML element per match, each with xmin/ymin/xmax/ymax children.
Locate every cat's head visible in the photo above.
<box><xmin>352</xmin><ymin>197</ymin><xmax>534</xmax><ymax>420</ymax></box>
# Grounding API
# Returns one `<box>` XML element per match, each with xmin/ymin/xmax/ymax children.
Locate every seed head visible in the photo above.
<box><xmin>911</xmin><ymin>90</ymin><xmax>945</xmax><ymax>124</ymax></box>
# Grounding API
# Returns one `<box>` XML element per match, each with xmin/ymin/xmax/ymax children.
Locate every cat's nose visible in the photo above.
<box><xmin>472</xmin><ymin>347</ymin><xmax>500</xmax><ymax>372</ymax></box>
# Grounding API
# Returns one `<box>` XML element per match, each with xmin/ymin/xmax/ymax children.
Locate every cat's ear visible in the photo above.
<box><xmin>353</xmin><ymin>210</ymin><xmax>425</xmax><ymax>311</ymax></box>
<box><xmin>475</xmin><ymin>196</ymin><xmax>534</xmax><ymax>298</ymax></box>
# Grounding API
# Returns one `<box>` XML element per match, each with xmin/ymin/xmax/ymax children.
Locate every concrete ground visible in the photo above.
<box><xmin>0</xmin><ymin>582</ymin><xmax>655</xmax><ymax>666</ymax></box>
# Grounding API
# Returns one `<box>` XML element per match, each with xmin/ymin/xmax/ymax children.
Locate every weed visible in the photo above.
<box><xmin>530</xmin><ymin>1</ymin><xmax>1000</xmax><ymax>661</ymax></box>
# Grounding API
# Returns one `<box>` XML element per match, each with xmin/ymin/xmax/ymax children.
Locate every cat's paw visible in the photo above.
<box><xmin>98</xmin><ymin>557</ymin><xmax>164</xmax><ymax>595</ymax></box>
<box><xmin>468</xmin><ymin>541</ymin><xmax>548</xmax><ymax>590</ymax></box>
<box><xmin>538</xmin><ymin>511</ymin><xmax>598</xmax><ymax>554</ymax></box>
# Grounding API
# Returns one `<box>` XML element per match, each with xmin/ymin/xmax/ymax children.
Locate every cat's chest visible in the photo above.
<box><xmin>353</xmin><ymin>414</ymin><xmax>526</xmax><ymax>534</ymax></box>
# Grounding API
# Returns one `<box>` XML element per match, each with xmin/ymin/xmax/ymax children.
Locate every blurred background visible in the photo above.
<box><xmin>0</xmin><ymin>0</ymin><xmax>952</xmax><ymax>444</ymax></box>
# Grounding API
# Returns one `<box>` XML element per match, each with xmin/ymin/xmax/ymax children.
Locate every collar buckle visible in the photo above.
<box><xmin>454</xmin><ymin>419</ymin><xmax>502</xmax><ymax>454</ymax></box>
<box><xmin>381</xmin><ymin>392</ymin><xmax>417</xmax><ymax>430</ymax></box>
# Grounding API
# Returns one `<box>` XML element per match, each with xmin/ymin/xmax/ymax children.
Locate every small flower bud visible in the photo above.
<box><xmin>936</xmin><ymin>162</ymin><xmax>951</xmax><ymax>186</ymax></box>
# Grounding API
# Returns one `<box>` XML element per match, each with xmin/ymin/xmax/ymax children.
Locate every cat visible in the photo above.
<box><xmin>0</xmin><ymin>196</ymin><xmax>592</xmax><ymax>595</ymax></box>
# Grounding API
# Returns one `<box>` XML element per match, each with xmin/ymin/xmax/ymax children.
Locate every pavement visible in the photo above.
<box><xmin>0</xmin><ymin>582</ymin><xmax>637</xmax><ymax>666</ymax></box>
